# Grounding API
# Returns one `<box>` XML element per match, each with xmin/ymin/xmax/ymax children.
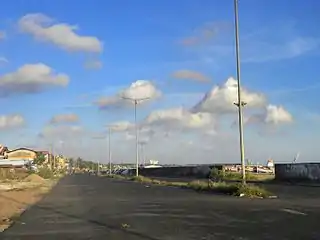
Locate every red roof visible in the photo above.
<box><xmin>36</xmin><ymin>151</ymin><xmax>50</xmax><ymax>155</ymax></box>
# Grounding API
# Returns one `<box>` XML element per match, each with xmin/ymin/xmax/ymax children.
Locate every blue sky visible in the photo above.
<box><xmin>0</xmin><ymin>0</ymin><xmax>319</xmax><ymax>164</ymax></box>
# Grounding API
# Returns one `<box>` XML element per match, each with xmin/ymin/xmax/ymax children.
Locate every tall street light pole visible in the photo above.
<box><xmin>121</xmin><ymin>96</ymin><xmax>150</xmax><ymax>177</ymax></box>
<box><xmin>108</xmin><ymin>127</ymin><xmax>112</xmax><ymax>174</ymax></box>
<box><xmin>233</xmin><ymin>0</ymin><xmax>246</xmax><ymax>185</ymax></box>
<box><xmin>92</xmin><ymin>136</ymin><xmax>105</xmax><ymax>175</ymax></box>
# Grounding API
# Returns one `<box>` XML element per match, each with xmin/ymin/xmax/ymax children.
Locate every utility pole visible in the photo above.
<box><xmin>139</xmin><ymin>141</ymin><xmax>146</xmax><ymax>166</ymax></box>
<box><xmin>233</xmin><ymin>0</ymin><xmax>246</xmax><ymax>185</ymax></box>
<box><xmin>108</xmin><ymin>127</ymin><xmax>112</xmax><ymax>174</ymax></box>
<box><xmin>121</xmin><ymin>96</ymin><xmax>150</xmax><ymax>177</ymax></box>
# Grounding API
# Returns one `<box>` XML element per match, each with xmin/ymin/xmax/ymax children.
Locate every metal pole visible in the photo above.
<box><xmin>108</xmin><ymin>127</ymin><xmax>112</xmax><ymax>174</ymax></box>
<box><xmin>234</xmin><ymin>0</ymin><xmax>246</xmax><ymax>185</ymax></box>
<box><xmin>120</xmin><ymin>96</ymin><xmax>150</xmax><ymax>176</ymax></box>
<box><xmin>134</xmin><ymin>100</ymin><xmax>139</xmax><ymax>177</ymax></box>
<box><xmin>52</xmin><ymin>142</ymin><xmax>56</xmax><ymax>170</ymax></box>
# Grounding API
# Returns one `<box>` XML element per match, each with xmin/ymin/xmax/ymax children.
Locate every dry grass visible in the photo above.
<box><xmin>106</xmin><ymin>174</ymin><xmax>273</xmax><ymax>198</ymax></box>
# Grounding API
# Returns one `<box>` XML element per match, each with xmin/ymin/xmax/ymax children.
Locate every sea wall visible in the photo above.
<box><xmin>131</xmin><ymin>165</ymin><xmax>225</xmax><ymax>179</ymax></box>
<box><xmin>275</xmin><ymin>163</ymin><xmax>320</xmax><ymax>182</ymax></box>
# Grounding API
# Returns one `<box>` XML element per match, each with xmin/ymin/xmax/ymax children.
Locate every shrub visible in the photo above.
<box><xmin>37</xmin><ymin>167</ymin><xmax>54</xmax><ymax>179</ymax></box>
<box><xmin>210</xmin><ymin>168</ymin><xmax>224</xmax><ymax>181</ymax></box>
<box><xmin>132</xmin><ymin>176</ymin><xmax>153</xmax><ymax>183</ymax></box>
<box><xmin>188</xmin><ymin>180</ymin><xmax>210</xmax><ymax>191</ymax></box>
<box><xmin>235</xmin><ymin>184</ymin><xmax>271</xmax><ymax>198</ymax></box>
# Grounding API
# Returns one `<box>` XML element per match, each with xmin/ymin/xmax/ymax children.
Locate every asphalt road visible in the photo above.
<box><xmin>1</xmin><ymin>174</ymin><xmax>320</xmax><ymax>240</ymax></box>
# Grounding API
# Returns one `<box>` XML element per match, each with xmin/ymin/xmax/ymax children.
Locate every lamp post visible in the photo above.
<box><xmin>121</xmin><ymin>96</ymin><xmax>150</xmax><ymax>177</ymax></box>
<box><xmin>105</xmin><ymin>126</ymin><xmax>113</xmax><ymax>174</ymax></box>
<box><xmin>92</xmin><ymin>136</ymin><xmax>105</xmax><ymax>175</ymax></box>
<box><xmin>233</xmin><ymin>0</ymin><xmax>246</xmax><ymax>185</ymax></box>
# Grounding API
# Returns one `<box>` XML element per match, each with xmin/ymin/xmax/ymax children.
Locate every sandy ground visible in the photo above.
<box><xmin>0</xmin><ymin>179</ymin><xmax>57</xmax><ymax>232</ymax></box>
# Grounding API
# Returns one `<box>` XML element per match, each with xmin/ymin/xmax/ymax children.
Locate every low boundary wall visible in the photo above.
<box><xmin>128</xmin><ymin>164</ymin><xmax>234</xmax><ymax>179</ymax></box>
<box><xmin>275</xmin><ymin>163</ymin><xmax>320</xmax><ymax>182</ymax></box>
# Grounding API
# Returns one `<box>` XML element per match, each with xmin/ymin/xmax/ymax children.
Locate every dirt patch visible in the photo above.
<box><xmin>0</xmin><ymin>180</ymin><xmax>56</xmax><ymax>232</ymax></box>
<box><xmin>24</xmin><ymin>174</ymin><xmax>45</xmax><ymax>183</ymax></box>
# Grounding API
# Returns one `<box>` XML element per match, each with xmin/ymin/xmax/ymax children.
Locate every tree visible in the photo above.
<box><xmin>33</xmin><ymin>152</ymin><xmax>46</xmax><ymax>166</ymax></box>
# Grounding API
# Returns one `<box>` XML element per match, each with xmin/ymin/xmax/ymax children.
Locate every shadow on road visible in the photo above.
<box><xmin>0</xmin><ymin>186</ymin><xmax>160</xmax><ymax>240</ymax></box>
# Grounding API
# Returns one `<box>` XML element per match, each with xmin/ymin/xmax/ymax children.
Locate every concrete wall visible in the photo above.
<box><xmin>132</xmin><ymin>165</ymin><xmax>225</xmax><ymax>179</ymax></box>
<box><xmin>275</xmin><ymin>163</ymin><xmax>320</xmax><ymax>182</ymax></box>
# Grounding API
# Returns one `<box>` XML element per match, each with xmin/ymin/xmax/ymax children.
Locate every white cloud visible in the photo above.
<box><xmin>0</xmin><ymin>114</ymin><xmax>25</xmax><ymax>130</ymax></box>
<box><xmin>95</xmin><ymin>80</ymin><xmax>161</xmax><ymax>110</ymax></box>
<box><xmin>108</xmin><ymin>121</ymin><xmax>135</xmax><ymax>132</ymax></box>
<box><xmin>18</xmin><ymin>13</ymin><xmax>103</xmax><ymax>53</ymax></box>
<box><xmin>247</xmin><ymin>105</ymin><xmax>293</xmax><ymax>125</ymax></box>
<box><xmin>50</xmin><ymin>113</ymin><xmax>79</xmax><ymax>124</ymax></box>
<box><xmin>120</xmin><ymin>80</ymin><xmax>162</xmax><ymax>100</ymax></box>
<box><xmin>243</xmin><ymin>37</ymin><xmax>320</xmax><ymax>63</ymax></box>
<box><xmin>39</xmin><ymin>125</ymin><xmax>84</xmax><ymax>140</ymax></box>
<box><xmin>192</xmin><ymin>77</ymin><xmax>266</xmax><ymax>114</ymax></box>
<box><xmin>180</xmin><ymin>21</ymin><xmax>231</xmax><ymax>46</ymax></box>
<box><xmin>144</xmin><ymin>107</ymin><xmax>214</xmax><ymax>131</ymax></box>
<box><xmin>84</xmin><ymin>59</ymin><xmax>102</xmax><ymax>70</ymax></box>
<box><xmin>94</xmin><ymin>96</ymin><xmax>129</xmax><ymax>110</ymax></box>
<box><xmin>172</xmin><ymin>70</ymin><xmax>210</xmax><ymax>83</ymax></box>
<box><xmin>0</xmin><ymin>63</ymin><xmax>69</xmax><ymax>97</ymax></box>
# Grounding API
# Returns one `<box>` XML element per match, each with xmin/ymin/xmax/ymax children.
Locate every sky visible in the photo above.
<box><xmin>0</xmin><ymin>0</ymin><xmax>319</xmax><ymax>165</ymax></box>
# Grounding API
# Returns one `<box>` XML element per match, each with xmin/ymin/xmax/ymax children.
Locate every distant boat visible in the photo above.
<box><xmin>142</xmin><ymin>159</ymin><xmax>162</xmax><ymax>168</ymax></box>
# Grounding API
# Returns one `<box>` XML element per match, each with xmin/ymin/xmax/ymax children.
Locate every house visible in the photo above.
<box><xmin>0</xmin><ymin>144</ymin><xmax>8</xmax><ymax>159</ymax></box>
<box><xmin>4</xmin><ymin>148</ymin><xmax>37</xmax><ymax>161</ymax></box>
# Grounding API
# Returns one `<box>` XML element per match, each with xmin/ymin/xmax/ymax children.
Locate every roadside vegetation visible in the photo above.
<box><xmin>209</xmin><ymin>168</ymin><xmax>274</xmax><ymax>182</ymax></box>
<box><xmin>106</xmin><ymin>174</ymin><xmax>274</xmax><ymax>198</ymax></box>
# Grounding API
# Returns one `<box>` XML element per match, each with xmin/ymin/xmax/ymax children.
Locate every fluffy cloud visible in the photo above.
<box><xmin>0</xmin><ymin>63</ymin><xmax>69</xmax><ymax>97</ymax></box>
<box><xmin>192</xmin><ymin>77</ymin><xmax>266</xmax><ymax>114</ymax></box>
<box><xmin>120</xmin><ymin>80</ymin><xmax>161</xmax><ymax>100</ymax></box>
<box><xmin>50</xmin><ymin>113</ymin><xmax>79</xmax><ymax>124</ymax></box>
<box><xmin>95</xmin><ymin>80</ymin><xmax>161</xmax><ymax>110</ymax></box>
<box><xmin>172</xmin><ymin>70</ymin><xmax>210</xmax><ymax>83</ymax></box>
<box><xmin>247</xmin><ymin>105</ymin><xmax>293</xmax><ymax>125</ymax></box>
<box><xmin>39</xmin><ymin>125</ymin><xmax>84</xmax><ymax>139</ymax></box>
<box><xmin>18</xmin><ymin>13</ymin><xmax>103</xmax><ymax>53</ymax></box>
<box><xmin>94</xmin><ymin>96</ymin><xmax>128</xmax><ymax>110</ymax></box>
<box><xmin>144</xmin><ymin>107</ymin><xmax>214</xmax><ymax>131</ymax></box>
<box><xmin>0</xmin><ymin>114</ymin><xmax>25</xmax><ymax>130</ymax></box>
<box><xmin>108</xmin><ymin>121</ymin><xmax>135</xmax><ymax>132</ymax></box>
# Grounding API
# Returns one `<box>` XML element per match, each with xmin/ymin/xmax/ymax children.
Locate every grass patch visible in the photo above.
<box><xmin>105</xmin><ymin>174</ymin><xmax>273</xmax><ymax>198</ymax></box>
<box><xmin>210</xmin><ymin>168</ymin><xmax>274</xmax><ymax>182</ymax></box>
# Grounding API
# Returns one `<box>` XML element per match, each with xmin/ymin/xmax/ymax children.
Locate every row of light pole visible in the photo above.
<box><xmin>105</xmin><ymin>0</ymin><xmax>245</xmax><ymax>180</ymax></box>
<box><xmin>121</xmin><ymin>96</ymin><xmax>150</xmax><ymax>177</ymax></box>
<box><xmin>61</xmin><ymin>0</ymin><xmax>246</xmax><ymax>183</ymax></box>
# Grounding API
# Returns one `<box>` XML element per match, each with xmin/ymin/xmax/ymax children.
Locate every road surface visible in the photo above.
<box><xmin>1</xmin><ymin>174</ymin><xmax>320</xmax><ymax>239</ymax></box>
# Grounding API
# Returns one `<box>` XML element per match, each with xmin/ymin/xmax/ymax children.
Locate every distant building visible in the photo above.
<box><xmin>5</xmin><ymin>148</ymin><xmax>37</xmax><ymax>161</ymax></box>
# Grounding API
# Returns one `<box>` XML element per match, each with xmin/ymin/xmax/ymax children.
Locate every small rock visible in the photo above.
<box><xmin>121</xmin><ymin>223</ymin><xmax>130</xmax><ymax>228</ymax></box>
<box><xmin>268</xmin><ymin>195</ymin><xmax>278</xmax><ymax>199</ymax></box>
